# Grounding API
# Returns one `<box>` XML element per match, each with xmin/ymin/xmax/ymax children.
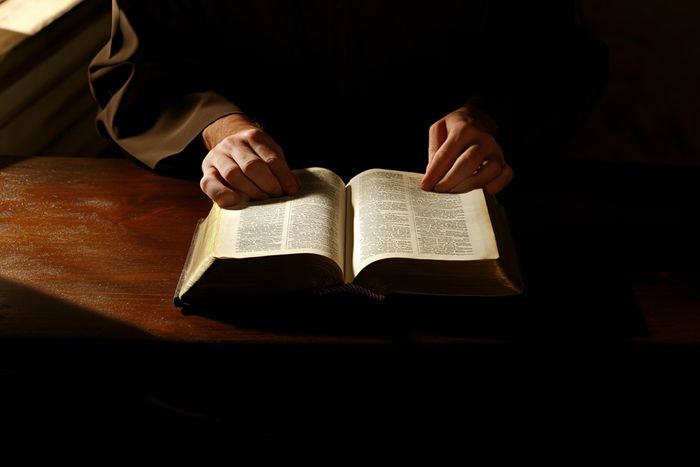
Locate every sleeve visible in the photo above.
<box><xmin>465</xmin><ymin>0</ymin><xmax>608</xmax><ymax>161</ymax></box>
<box><xmin>88</xmin><ymin>0</ymin><xmax>243</xmax><ymax>172</ymax></box>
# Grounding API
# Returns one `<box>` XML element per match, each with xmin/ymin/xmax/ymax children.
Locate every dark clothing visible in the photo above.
<box><xmin>89</xmin><ymin>0</ymin><xmax>605</xmax><ymax>179</ymax></box>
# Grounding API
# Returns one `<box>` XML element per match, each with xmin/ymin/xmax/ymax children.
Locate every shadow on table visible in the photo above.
<box><xmin>180</xmin><ymin>274</ymin><xmax>647</xmax><ymax>343</ymax></box>
<box><xmin>0</xmin><ymin>275</ymin><xmax>152</xmax><ymax>341</ymax></box>
<box><xmin>182</xmin><ymin>159</ymin><xmax>673</xmax><ymax>343</ymax></box>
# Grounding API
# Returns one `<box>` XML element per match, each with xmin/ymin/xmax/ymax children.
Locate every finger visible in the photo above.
<box><xmin>422</xmin><ymin>119</ymin><xmax>479</xmax><ymax>190</ymax></box>
<box><xmin>231</xmin><ymin>143</ymin><xmax>284</xmax><ymax>196</ymax></box>
<box><xmin>484</xmin><ymin>163</ymin><xmax>514</xmax><ymax>195</ymax></box>
<box><xmin>447</xmin><ymin>156</ymin><xmax>504</xmax><ymax>194</ymax></box>
<box><xmin>433</xmin><ymin>144</ymin><xmax>489</xmax><ymax>193</ymax></box>
<box><xmin>212</xmin><ymin>153</ymin><xmax>269</xmax><ymax>200</ymax></box>
<box><xmin>248</xmin><ymin>132</ymin><xmax>300</xmax><ymax>195</ymax></box>
<box><xmin>200</xmin><ymin>167</ymin><xmax>243</xmax><ymax>207</ymax></box>
<box><xmin>428</xmin><ymin>120</ymin><xmax>447</xmax><ymax>166</ymax></box>
<box><xmin>421</xmin><ymin>131</ymin><xmax>472</xmax><ymax>191</ymax></box>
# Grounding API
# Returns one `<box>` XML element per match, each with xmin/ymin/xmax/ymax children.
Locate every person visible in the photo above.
<box><xmin>89</xmin><ymin>0</ymin><xmax>605</xmax><ymax>207</ymax></box>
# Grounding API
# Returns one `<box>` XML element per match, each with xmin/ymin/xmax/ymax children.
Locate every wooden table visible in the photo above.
<box><xmin>2</xmin><ymin>156</ymin><xmax>699</xmax><ymax>437</ymax></box>
<box><xmin>1</xmin><ymin>156</ymin><xmax>516</xmax><ymax>344</ymax></box>
<box><xmin>2</xmin><ymin>156</ymin><xmax>698</xmax><ymax>341</ymax></box>
<box><xmin>0</xmin><ymin>156</ymin><xmax>219</xmax><ymax>341</ymax></box>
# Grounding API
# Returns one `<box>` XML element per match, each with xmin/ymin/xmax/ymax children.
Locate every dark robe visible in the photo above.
<box><xmin>89</xmin><ymin>0</ymin><xmax>606</xmax><ymax>180</ymax></box>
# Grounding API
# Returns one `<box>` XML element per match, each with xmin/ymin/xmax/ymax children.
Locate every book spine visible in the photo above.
<box><xmin>314</xmin><ymin>283</ymin><xmax>386</xmax><ymax>301</ymax></box>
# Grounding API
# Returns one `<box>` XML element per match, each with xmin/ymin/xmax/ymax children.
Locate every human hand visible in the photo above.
<box><xmin>200</xmin><ymin>113</ymin><xmax>301</xmax><ymax>207</ymax></box>
<box><xmin>421</xmin><ymin>106</ymin><xmax>513</xmax><ymax>195</ymax></box>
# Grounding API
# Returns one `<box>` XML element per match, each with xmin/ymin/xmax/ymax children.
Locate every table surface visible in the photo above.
<box><xmin>1</xmin><ymin>156</ymin><xmax>699</xmax><ymax>349</ymax></box>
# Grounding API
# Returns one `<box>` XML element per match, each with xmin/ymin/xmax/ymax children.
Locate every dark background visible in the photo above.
<box><xmin>2</xmin><ymin>0</ymin><xmax>699</xmax><ymax>167</ymax></box>
<box><xmin>1</xmin><ymin>0</ymin><xmax>699</xmax><ymax>447</ymax></box>
<box><xmin>563</xmin><ymin>0</ymin><xmax>700</xmax><ymax>166</ymax></box>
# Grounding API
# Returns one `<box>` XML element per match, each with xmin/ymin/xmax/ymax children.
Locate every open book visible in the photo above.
<box><xmin>175</xmin><ymin>168</ymin><xmax>523</xmax><ymax>305</ymax></box>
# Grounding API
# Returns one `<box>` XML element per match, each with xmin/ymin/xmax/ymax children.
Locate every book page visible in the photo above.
<box><xmin>215</xmin><ymin>168</ymin><xmax>346</xmax><ymax>269</ymax></box>
<box><xmin>346</xmin><ymin>169</ymin><xmax>499</xmax><ymax>278</ymax></box>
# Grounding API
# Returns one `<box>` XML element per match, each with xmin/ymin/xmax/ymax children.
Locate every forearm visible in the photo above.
<box><xmin>202</xmin><ymin>113</ymin><xmax>257</xmax><ymax>151</ymax></box>
<box><xmin>89</xmin><ymin>0</ymin><xmax>243</xmax><ymax>169</ymax></box>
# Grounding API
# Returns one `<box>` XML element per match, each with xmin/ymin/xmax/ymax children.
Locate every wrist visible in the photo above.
<box><xmin>461</xmin><ymin>105</ymin><xmax>499</xmax><ymax>137</ymax></box>
<box><xmin>202</xmin><ymin>113</ymin><xmax>255</xmax><ymax>150</ymax></box>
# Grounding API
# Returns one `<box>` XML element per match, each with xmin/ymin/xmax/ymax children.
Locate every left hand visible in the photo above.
<box><xmin>421</xmin><ymin>106</ymin><xmax>513</xmax><ymax>195</ymax></box>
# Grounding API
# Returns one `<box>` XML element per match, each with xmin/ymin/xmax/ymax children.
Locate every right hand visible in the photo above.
<box><xmin>200</xmin><ymin>113</ymin><xmax>301</xmax><ymax>207</ymax></box>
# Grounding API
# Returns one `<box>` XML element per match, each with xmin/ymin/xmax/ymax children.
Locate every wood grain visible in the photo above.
<box><xmin>0</xmin><ymin>157</ymin><xmax>411</xmax><ymax>344</ymax></box>
<box><xmin>1</xmin><ymin>156</ymin><xmax>699</xmax><ymax>349</ymax></box>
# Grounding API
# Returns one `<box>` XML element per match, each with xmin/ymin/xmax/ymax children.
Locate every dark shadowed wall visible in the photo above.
<box><xmin>0</xmin><ymin>0</ymin><xmax>698</xmax><ymax>164</ymax></box>
<box><xmin>564</xmin><ymin>0</ymin><xmax>700</xmax><ymax>165</ymax></box>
